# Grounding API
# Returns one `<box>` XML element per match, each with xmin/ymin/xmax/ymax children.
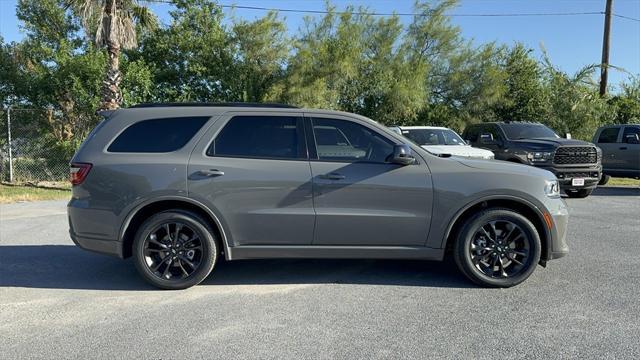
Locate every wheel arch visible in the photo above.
<box><xmin>443</xmin><ymin>196</ymin><xmax>551</xmax><ymax>264</ymax></box>
<box><xmin>119</xmin><ymin>196</ymin><xmax>231</xmax><ymax>260</ymax></box>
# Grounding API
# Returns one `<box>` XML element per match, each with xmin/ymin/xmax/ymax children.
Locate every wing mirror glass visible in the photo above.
<box><xmin>391</xmin><ymin>144</ymin><xmax>416</xmax><ymax>165</ymax></box>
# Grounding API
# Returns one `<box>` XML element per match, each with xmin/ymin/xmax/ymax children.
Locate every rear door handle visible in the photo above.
<box><xmin>197</xmin><ymin>169</ymin><xmax>225</xmax><ymax>177</ymax></box>
<box><xmin>319</xmin><ymin>173</ymin><xmax>346</xmax><ymax>180</ymax></box>
<box><xmin>619</xmin><ymin>147</ymin><xmax>628</xmax><ymax>150</ymax></box>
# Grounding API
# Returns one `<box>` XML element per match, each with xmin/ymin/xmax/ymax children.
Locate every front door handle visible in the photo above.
<box><xmin>619</xmin><ymin>147</ymin><xmax>628</xmax><ymax>150</ymax></box>
<box><xmin>197</xmin><ymin>169</ymin><xmax>225</xmax><ymax>177</ymax></box>
<box><xmin>319</xmin><ymin>173</ymin><xmax>346</xmax><ymax>180</ymax></box>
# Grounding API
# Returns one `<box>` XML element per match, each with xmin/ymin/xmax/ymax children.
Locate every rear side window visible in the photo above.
<box><xmin>597</xmin><ymin>127</ymin><xmax>620</xmax><ymax>143</ymax></box>
<box><xmin>108</xmin><ymin>117</ymin><xmax>209</xmax><ymax>153</ymax></box>
<box><xmin>463</xmin><ymin>125</ymin><xmax>480</xmax><ymax>142</ymax></box>
<box><xmin>208</xmin><ymin>116</ymin><xmax>306</xmax><ymax>159</ymax></box>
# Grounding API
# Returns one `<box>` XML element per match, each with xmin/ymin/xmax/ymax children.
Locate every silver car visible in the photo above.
<box><xmin>68</xmin><ymin>103</ymin><xmax>569</xmax><ymax>289</ymax></box>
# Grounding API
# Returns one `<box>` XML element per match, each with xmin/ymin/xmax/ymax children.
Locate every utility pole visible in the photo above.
<box><xmin>7</xmin><ymin>106</ymin><xmax>13</xmax><ymax>183</ymax></box>
<box><xmin>600</xmin><ymin>0</ymin><xmax>613</xmax><ymax>97</ymax></box>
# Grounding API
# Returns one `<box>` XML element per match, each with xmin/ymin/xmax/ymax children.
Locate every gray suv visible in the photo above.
<box><xmin>68</xmin><ymin>103</ymin><xmax>569</xmax><ymax>289</ymax></box>
<box><xmin>592</xmin><ymin>124</ymin><xmax>640</xmax><ymax>184</ymax></box>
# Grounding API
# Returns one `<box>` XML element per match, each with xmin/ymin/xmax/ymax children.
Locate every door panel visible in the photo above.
<box><xmin>187</xmin><ymin>112</ymin><xmax>315</xmax><ymax>246</ymax></box>
<box><xmin>596</xmin><ymin>127</ymin><xmax>622</xmax><ymax>170</ymax></box>
<box><xmin>619</xmin><ymin>126</ymin><xmax>640</xmax><ymax>172</ymax></box>
<box><xmin>306</xmin><ymin>115</ymin><xmax>433</xmax><ymax>246</ymax></box>
<box><xmin>311</xmin><ymin>162</ymin><xmax>433</xmax><ymax>246</ymax></box>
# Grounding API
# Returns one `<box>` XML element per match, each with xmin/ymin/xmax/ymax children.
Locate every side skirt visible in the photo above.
<box><xmin>226</xmin><ymin>245</ymin><xmax>445</xmax><ymax>261</ymax></box>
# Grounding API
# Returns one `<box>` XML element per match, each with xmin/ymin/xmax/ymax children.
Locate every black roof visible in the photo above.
<box><xmin>129</xmin><ymin>102</ymin><xmax>298</xmax><ymax>109</ymax></box>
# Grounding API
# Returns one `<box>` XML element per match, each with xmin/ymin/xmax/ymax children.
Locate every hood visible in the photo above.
<box><xmin>457</xmin><ymin>157</ymin><xmax>555</xmax><ymax>179</ymax></box>
<box><xmin>422</xmin><ymin>145</ymin><xmax>494</xmax><ymax>159</ymax></box>
<box><xmin>511</xmin><ymin>137</ymin><xmax>594</xmax><ymax>150</ymax></box>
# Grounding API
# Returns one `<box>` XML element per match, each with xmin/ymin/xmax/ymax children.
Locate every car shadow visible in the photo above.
<box><xmin>592</xmin><ymin>187</ymin><xmax>640</xmax><ymax>196</ymax></box>
<box><xmin>0</xmin><ymin>245</ymin><xmax>473</xmax><ymax>291</ymax></box>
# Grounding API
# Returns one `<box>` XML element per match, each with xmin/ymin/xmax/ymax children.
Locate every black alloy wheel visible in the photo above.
<box><xmin>454</xmin><ymin>208</ymin><xmax>541</xmax><ymax>287</ymax></box>
<box><xmin>133</xmin><ymin>210</ymin><xmax>217</xmax><ymax>290</ymax></box>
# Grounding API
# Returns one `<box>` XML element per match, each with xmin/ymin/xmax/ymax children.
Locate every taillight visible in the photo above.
<box><xmin>70</xmin><ymin>163</ymin><xmax>92</xmax><ymax>185</ymax></box>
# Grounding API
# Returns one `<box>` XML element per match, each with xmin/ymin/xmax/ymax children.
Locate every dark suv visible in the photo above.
<box><xmin>463</xmin><ymin>122</ymin><xmax>602</xmax><ymax>198</ymax></box>
<box><xmin>69</xmin><ymin>104</ymin><xmax>569</xmax><ymax>289</ymax></box>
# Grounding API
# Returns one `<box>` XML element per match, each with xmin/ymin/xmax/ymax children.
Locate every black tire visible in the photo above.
<box><xmin>565</xmin><ymin>188</ymin><xmax>593</xmax><ymax>198</ymax></box>
<box><xmin>133</xmin><ymin>210</ymin><xmax>218</xmax><ymax>290</ymax></box>
<box><xmin>453</xmin><ymin>208</ymin><xmax>541</xmax><ymax>288</ymax></box>
<box><xmin>598</xmin><ymin>175</ymin><xmax>610</xmax><ymax>186</ymax></box>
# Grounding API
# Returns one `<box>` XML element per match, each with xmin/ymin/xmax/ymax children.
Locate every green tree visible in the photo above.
<box><xmin>68</xmin><ymin>0</ymin><xmax>157</xmax><ymax>110</ymax></box>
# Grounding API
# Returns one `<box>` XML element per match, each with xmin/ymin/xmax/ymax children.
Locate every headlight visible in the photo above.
<box><xmin>527</xmin><ymin>151</ymin><xmax>553</xmax><ymax>162</ymax></box>
<box><xmin>544</xmin><ymin>179</ymin><xmax>560</xmax><ymax>198</ymax></box>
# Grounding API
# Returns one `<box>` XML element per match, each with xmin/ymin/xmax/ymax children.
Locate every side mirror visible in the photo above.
<box><xmin>391</xmin><ymin>144</ymin><xmax>416</xmax><ymax>165</ymax></box>
<box><xmin>565</xmin><ymin>133</ymin><xmax>572</xmax><ymax>139</ymax></box>
<box><xmin>625</xmin><ymin>134</ymin><xmax>639</xmax><ymax>144</ymax></box>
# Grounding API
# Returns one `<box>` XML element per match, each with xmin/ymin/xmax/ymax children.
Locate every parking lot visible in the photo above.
<box><xmin>0</xmin><ymin>187</ymin><xmax>639</xmax><ymax>359</ymax></box>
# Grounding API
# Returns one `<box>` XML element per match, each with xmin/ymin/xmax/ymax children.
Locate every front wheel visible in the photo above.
<box><xmin>598</xmin><ymin>175</ymin><xmax>610</xmax><ymax>186</ymax></box>
<box><xmin>453</xmin><ymin>208</ymin><xmax>541</xmax><ymax>288</ymax></box>
<box><xmin>565</xmin><ymin>188</ymin><xmax>593</xmax><ymax>198</ymax></box>
<box><xmin>133</xmin><ymin>210</ymin><xmax>218</xmax><ymax>290</ymax></box>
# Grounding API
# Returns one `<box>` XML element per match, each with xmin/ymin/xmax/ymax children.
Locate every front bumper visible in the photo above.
<box><xmin>537</xmin><ymin>164</ymin><xmax>602</xmax><ymax>191</ymax></box>
<box><xmin>545</xmin><ymin>198</ymin><xmax>570</xmax><ymax>261</ymax></box>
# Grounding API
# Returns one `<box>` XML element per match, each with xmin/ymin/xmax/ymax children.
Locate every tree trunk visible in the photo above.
<box><xmin>99</xmin><ymin>0</ymin><xmax>123</xmax><ymax>111</ymax></box>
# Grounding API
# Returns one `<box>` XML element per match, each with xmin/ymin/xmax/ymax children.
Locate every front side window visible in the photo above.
<box><xmin>597</xmin><ymin>127</ymin><xmax>621</xmax><ymax>143</ymax></box>
<box><xmin>108</xmin><ymin>116</ymin><xmax>210</xmax><ymax>153</ymax></box>
<box><xmin>622</xmin><ymin>126</ymin><xmax>640</xmax><ymax>143</ymax></box>
<box><xmin>311</xmin><ymin>118</ymin><xmax>394</xmax><ymax>163</ymax></box>
<box><xmin>208</xmin><ymin>116</ymin><xmax>306</xmax><ymax>159</ymax></box>
<box><xmin>402</xmin><ymin>128</ymin><xmax>465</xmax><ymax>146</ymax></box>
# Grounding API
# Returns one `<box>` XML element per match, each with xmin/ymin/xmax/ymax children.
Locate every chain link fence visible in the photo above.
<box><xmin>1</xmin><ymin>108</ymin><xmax>82</xmax><ymax>185</ymax></box>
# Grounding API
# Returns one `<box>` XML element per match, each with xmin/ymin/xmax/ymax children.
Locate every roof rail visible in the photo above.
<box><xmin>128</xmin><ymin>102</ymin><xmax>299</xmax><ymax>109</ymax></box>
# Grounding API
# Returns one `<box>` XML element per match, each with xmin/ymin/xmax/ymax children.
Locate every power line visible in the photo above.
<box><xmin>613</xmin><ymin>13</ymin><xmax>640</xmax><ymax>22</ymax></box>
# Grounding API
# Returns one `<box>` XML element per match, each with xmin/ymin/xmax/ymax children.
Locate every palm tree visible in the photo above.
<box><xmin>69</xmin><ymin>0</ymin><xmax>157</xmax><ymax>110</ymax></box>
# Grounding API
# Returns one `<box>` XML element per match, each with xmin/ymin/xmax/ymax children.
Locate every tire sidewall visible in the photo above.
<box><xmin>133</xmin><ymin>211</ymin><xmax>217</xmax><ymax>290</ymax></box>
<box><xmin>455</xmin><ymin>209</ymin><xmax>542</xmax><ymax>288</ymax></box>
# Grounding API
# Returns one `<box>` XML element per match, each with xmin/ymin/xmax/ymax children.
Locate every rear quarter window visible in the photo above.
<box><xmin>107</xmin><ymin>117</ymin><xmax>210</xmax><ymax>153</ymax></box>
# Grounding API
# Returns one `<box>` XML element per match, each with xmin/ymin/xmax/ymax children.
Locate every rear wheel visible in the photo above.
<box><xmin>565</xmin><ymin>189</ymin><xmax>593</xmax><ymax>198</ymax></box>
<box><xmin>598</xmin><ymin>175</ymin><xmax>610</xmax><ymax>186</ymax></box>
<box><xmin>453</xmin><ymin>208</ymin><xmax>541</xmax><ymax>288</ymax></box>
<box><xmin>133</xmin><ymin>210</ymin><xmax>218</xmax><ymax>290</ymax></box>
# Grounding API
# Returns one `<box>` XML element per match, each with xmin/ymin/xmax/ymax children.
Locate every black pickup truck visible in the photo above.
<box><xmin>462</xmin><ymin>122</ymin><xmax>602</xmax><ymax>198</ymax></box>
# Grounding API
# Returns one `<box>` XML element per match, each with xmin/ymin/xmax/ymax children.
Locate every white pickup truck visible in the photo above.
<box><xmin>389</xmin><ymin>126</ymin><xmax>495</xmax><ymax>160</ymax></box>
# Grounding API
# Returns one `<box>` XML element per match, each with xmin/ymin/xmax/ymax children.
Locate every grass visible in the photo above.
<box><xmin>607</xmin><ymin>177</ymin><xmax>640</xmax><ymax>186</ymax></box>
<box><xmin>0</xmin><ymin>184</ymin><xmax>71</xmax><ymax>203</ymax></box>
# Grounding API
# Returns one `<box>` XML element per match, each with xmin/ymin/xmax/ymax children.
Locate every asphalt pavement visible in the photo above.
<box><xmin>1</xmin><ymin>187</ymin><xmax>639</xmax><ymax>359</ymax></box>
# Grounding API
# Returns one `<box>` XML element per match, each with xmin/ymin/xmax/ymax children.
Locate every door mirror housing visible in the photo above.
<box><xmin>391</xmin><ymin>144</ymin><xmax>416</xmax><ymax>165</ymax></box>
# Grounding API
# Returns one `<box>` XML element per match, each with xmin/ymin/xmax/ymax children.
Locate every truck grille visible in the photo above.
<box><xmin>553</xmin><ymin>146</ymin><xmax>598</xmax><ymax>165</ymax></box>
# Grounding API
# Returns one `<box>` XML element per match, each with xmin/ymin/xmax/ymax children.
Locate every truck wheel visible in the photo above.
<box><xmin>133</xmin><ymin>210</ymin><xmax>218</xmax><ymax>290</ymax></box>
<box><xmin>565</xmin><ymin>189</ymin><xmax>593</xmax><ymax>198</ymax></box>
<box><xmin>598</xmin><ymin>175</ymin><xmax>610</xmax><ymax>186</ymax></box>
<box><xmin>453</xmin><ymin>208</ymin><xmax>541</xmax><ymax>288</ymax></box>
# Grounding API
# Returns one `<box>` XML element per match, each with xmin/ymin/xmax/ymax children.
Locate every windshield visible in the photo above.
<box><xmin>401</xmin><ymin>129</ymin><xmax>466</xmax><ymax>146</ymax></box>
<box><xmin>501</xmin><ymin>124</ymin><xmax>559</xmax><ymax>140</ymax></box>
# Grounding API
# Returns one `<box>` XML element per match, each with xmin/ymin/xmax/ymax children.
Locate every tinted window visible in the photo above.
<box><xmin>312</xmin><ymin>118</ymin><xmax>394</xmax><ymax>163</ymax></box>
<box><xmin>597</xmin><ymin>127</ymin><xmax>620</xmax><ymax>143</ymax></box>
<box><xmin>108</xmin><ymin>117</ymin><xmax>209</xmax><ymax>153</ymax></box>
<box><xmin>209</xmin><ymin>116</ymin><xmax>305</xmax><ymax>159</ymax></box>
<box><xmin>463</xmin><ymin>125</ymin><xmax>480</xmax><ymax>142</ymax></box>
<box><xmin>402</xmin><ymin>128</ymin><xmax>465</xmax><ymax>146</ymax></box>
<box><xmin>622</xmin><ymin>126</ymin><xmax>640</xmax><ymax>143</ymax></box>
<box><xmin>501</xmin><ymin>123</ymin><xmax>558</xmax><ymax>140</ymax></box>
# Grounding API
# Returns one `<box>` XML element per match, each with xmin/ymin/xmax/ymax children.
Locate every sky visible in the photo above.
<box><xmin>1</xmin><ymin>0</ymin><xmax>639</xmax><ymax>89</ymax></box>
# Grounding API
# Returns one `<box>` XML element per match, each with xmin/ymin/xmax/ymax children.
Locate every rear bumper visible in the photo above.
<box><xmin>69</xmin><ymin>229</ymin><xmax>123</xmax><ymax>258</ymax></box>
<box><xmin>68</xmin><ymin>200</ymin><xmax>123</xmax><ymax>258</ymax></box>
